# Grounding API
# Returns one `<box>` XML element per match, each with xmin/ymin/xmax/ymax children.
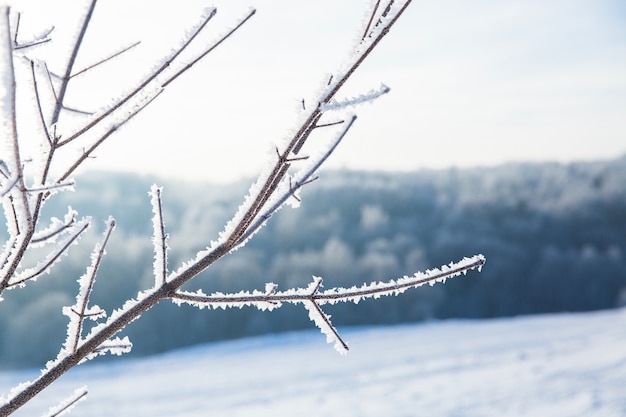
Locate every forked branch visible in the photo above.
<box><xmin>172</xmin><ymin>255</ymin><xmax>486</xmax><ymax>354</ymax></box>
<box><xmin>0</xmin><ymin>2</ymin><xmax>486</xmax><ymax>415</ymax></box>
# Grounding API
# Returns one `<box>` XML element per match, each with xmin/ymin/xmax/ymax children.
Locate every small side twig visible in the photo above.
<box><xmin>8</xmin><ymin>220</ymin><xmax>89</xmax><ymax>288</ymax></box>
<box><xmin>63</xmin><ymin>218</ymin><xmax>115</xmax><ymax>354</ymax></box>
<box><xmin>69</xmin><ymin>41</ymin><xmax>141</xmax><ymax>79</ymax></box>
<box><xmin>149</xmin><ymin>185</ymin><xmax>168</xmax><ymax>288</ymax></box>
<box><xmin>29</xmin><ymin>60</ymin><xmax>52</xmax><ymax>144</ymax></box>
<box><xmin>44</xmin><ymin>387</ymin><xmax>88</xmax><ymax>417</ymax></box>
<box><xmin>162</xmin><ymin>9</ymin><xmax>256</xmax><ymax>88</ymax></box>
<box><xmin>361</xmin><ymin>0</ymin><xmax>381</xmax><ymax>40</ymax></box>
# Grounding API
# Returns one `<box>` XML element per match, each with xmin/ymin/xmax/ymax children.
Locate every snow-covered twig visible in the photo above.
<box><xmin>62</xmin><ymin>218</ymin><xmax>114</xmax><ymax>354</ymax></box>
<box><xmin>161</xmin><ymin>8</ymin><xmax>256</xmax><ymax>88</ymax></box>
<box><xmin>31</xmin><ymin>207</ymin><xmax>77</xmax><ymax>245</ymax></box>
<box><xmin>320</xmin><ymin>84</ymin><xmax>390</xmax><ymax>112</ymax></box>
<box><xmin>69</xmin><ymin>41</ymin><xmax>141</xmax><ymax>79</ymax></box>
<box><xmin>12</xmin><ymin>12</ymin><xmax>54</xmax><ymax>51</ymax></box>
<box><xmin>172</xmin><ymin>255</ymin><xmax>486</xmax><ymax>353</ymax></box>
<box><xmin>29</xmin><ymin>60</ymin><xmax>53</xmax><ymax>144</ymax></box>
<box><xmin>8</xmin><ymin>219</ymin><xmax>89</xmax><ymax>288</ymax></box>
<box><xmin>43</xmin><ymin>387</ymin><xmax>87</xmax><ymax>417</ymax></box>
<box><xmin>26</xmin><ymin>180</ymin><xmax>75</xmax><ymax>195</ymax></box>
<box><xmin>149</xmin><ymin>185</ymin><xmax>168</xmax><ymax>288</ymax></box>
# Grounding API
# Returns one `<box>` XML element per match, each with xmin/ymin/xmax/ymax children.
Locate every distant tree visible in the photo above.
<box><xmin>0</xmin><ymin>1</ymin><xmax>483</xmax><ymax>415</ymax></box>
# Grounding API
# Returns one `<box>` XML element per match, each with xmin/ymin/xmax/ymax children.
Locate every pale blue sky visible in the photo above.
<box><xmin>13</xmin><ymin>0</ymin><xmax>626</xmax><ymax>183</ymax></box>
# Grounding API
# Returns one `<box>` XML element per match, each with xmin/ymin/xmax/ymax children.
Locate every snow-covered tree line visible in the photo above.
<box><xmin>0</xmin><ymin>1</ymin><xmax>484</xmax><ymax>415</ymax></box>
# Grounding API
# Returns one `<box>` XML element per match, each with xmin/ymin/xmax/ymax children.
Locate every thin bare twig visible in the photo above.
<box><xmin>70</xmin><ymin>41</ymin><xmax>141</xmax><ymax>79</ymax></box>
<box><xmin>29</xmin><ymin>60</ymin><xmax>52</xmax><ymax>144</ymax></box>
<box><xmin>45</xmin><ymin>387</ymin><xmax>88</xmax><ymax>417</ymax></box>
<box><xmin>67</xmin><ymin>218</ymin><xmax>115</xmax><ymax>353</ymax></box>
<box><xmin>314</xmin><ymin>120</ymin><xmax>345</xmax><ymax>129</ymax></box>
<box><xmin>50</xmin><ymin>0</ymin><xmax>98</xmax><ymax>125</ymax></box>
<box><xmin>12</xmin><ymin>12</ymin><xmax>54</xmax><ymax>50</ymax></box>
<box><xmin>161</xmin><ymin>9</ymin><xmax>256</xmax><ymax>88</ymax></box>
<box><xmin>57</xmin><ymin>8</ymin><xmax>219</xmax><ymax>147</ymax></box>
<box><xmin>361</xmin><ymin>0</ymin><xmax>381</xmax><ymax>40</ymax></box>
<box><xmin>31</xmin><ymin>208</ymin><xmax>76</xmax><ymax>244</ymax></box>
<box><xmin>57</xmin><ymin>90</ymin><xmax>163</xmax><ymax>183</ymax></box>
<box><xmin>150</xmin><ymin>185</ymin><xmax>168</xmax><ymax>288</ymax></box>
<box><xmin>12</xmin><ymin>11</ymin><xmax>18</xmax><ymax>45</ymax></box>
<box><xmin>8</xmin><ymin>221</ymin><xmax>89</xmax><ymax>288</ymax></box>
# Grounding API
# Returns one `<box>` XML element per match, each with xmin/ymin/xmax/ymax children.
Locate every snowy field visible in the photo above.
<box><xmin>2</xmin><ymin>308</ymin><xmax>625</xmax><ymax>417</ymax></box>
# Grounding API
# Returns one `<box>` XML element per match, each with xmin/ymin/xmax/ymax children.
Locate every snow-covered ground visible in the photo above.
<box><xmin>2</xmin><ymin>308</ymin><xmax>625</xmax><ymax>417</ymax></box>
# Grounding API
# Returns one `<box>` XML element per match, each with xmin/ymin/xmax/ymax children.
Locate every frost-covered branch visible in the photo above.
<box><xmin>0</xmin><ymin>6</ymin><xmax>35</xmax><ymax>295</ymax></box>
<box><xmin>0</xmin><ymin>1</ymin><xmax>488</xmax><ymax>415</ymax></box>
<box><xmin>172</xmin><ymin>255</ymin><xmax>486</xmax><ymax>354</ymax></box>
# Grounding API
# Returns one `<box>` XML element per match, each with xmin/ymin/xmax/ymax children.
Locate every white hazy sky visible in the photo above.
<box><xmin>12</xmin><ymin>0</ymin><xmax>626</xmax><ymax>183</ymax></box>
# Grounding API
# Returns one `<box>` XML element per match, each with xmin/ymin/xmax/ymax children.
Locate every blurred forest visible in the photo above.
<box><xmin>1</xmin><ymin>156</ymin><xmax>625</xmax><ymax>368</ymax></box>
